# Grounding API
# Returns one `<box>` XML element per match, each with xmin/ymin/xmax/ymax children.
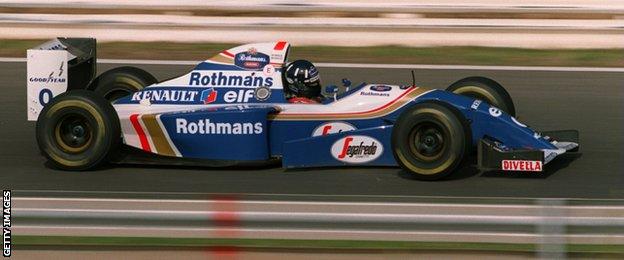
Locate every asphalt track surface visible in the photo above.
<box><xmin>1</xmin><ymin>62</ymin><xmax>622</xmax><ymax>200</ymax></box>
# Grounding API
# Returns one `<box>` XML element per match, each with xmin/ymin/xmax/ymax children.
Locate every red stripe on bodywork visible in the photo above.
<box><xmin>221</xmin><ymin>50</ymin><xmax>235</xmax><ymax>58</ymax></box>
<box><xmin>129</xmin><ymin>114</ymin><xmax>151</xmax><ymax>152</ymax></box>
<box><xmin>274</xmin><ymin>41</ymin><xmax>287</xmax><ymax>50</ymax></box>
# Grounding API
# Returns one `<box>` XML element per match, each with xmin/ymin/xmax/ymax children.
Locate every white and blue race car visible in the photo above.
<box><xmin>28</xmin><ymin>38</ymin><xmax>579</xmax><ymax>180</ymax></box>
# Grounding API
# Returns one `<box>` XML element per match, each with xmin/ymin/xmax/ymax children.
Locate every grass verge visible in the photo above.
<box><xmin>14</xmin><ymin>236</ymin><xmax>624</xmax><ymax>254</ymax></box>
<box><xmin>2</xmin><ymin>39</ymin><xmax>623</xmax><ymax>67</ymax></box>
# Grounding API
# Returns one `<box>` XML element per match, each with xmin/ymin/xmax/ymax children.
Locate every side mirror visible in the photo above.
<box><xmin>341</xmin><ymin>78</ymin><xmax>351</xmax><ymax>87</ymax></box>
<box><xmin>325</xmin><ymin>85</ymin><xmax>339</xmax><ymax>102</ymax></box>
<box><xmin>325</xmin><ymin>85</ymin><xmax>339</xmax><ymax>94</ymax></box>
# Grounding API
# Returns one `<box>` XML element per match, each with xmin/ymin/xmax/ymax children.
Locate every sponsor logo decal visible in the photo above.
<box><xmin>176</xmin><ymin>118</ymin><xmax>263</xmax><ymax>135</ymax></box>
<box><xmin>234</xmin><ymin>48</ymin><xmax>270</xmax><ymax>70</ymax></box>
<box><xmin>129</xmin><ymin>88</ymin><xmax>268</xmax><ymax>104</ymax></box>
<box><xmin>271</xmin><ymin>53</ymin><xmax>284</xmax><ymax>61</ymax></box>
<box><xmin>511</xmin><ymin>117</ymin><xmax>527</xmax><ymax>127</ymax></box>
<box><xmin>189</xmin><ymin>72</ymin><xmax>274</xmax><ymax>87</ymax></box>
<box><xmin>254</xmin><ymin>86</ymin><xmax>271</xmax><ymax>101</ymax></box>
<box><xmin>29</xmin><ymin>62</ymin><xmax>66</xmax><ymax>83</ymax></box>
<box><xmin>501</xmin><ymin>160</ymin><xmax>543</xmax><ymax>172</ymax></box>
<box><xmin>58</xmin><ymin>62</ymin><xmax>64</xmax><ymax>76</ymax></box>
<box><xmin>369</xmin><ymin>85</ymin><xmax>392</xmax><ymax>92</ymax></box>
<box><xmin>489</xmin><ymin>107</ymin><xmax>502</xmax><ymax>117</ymax></box>
<box><xmin>360</xmin><ymin>91</ymin><xmax>390</xmax><ymax>97</ymax></box>
<box><xmin>224</xmin><ymin>89</ymin><xmax>256</xmax><ymax>103</ymax></box>
<box><xmin>312</xmin><ymin>122</ymin><xmax>356</xmax><ymax>136</ymax></box>
<box><xmin>331</xmin><ymin>135</ymin><xmax>383</xmax><ymax>164</ymax></box>
<box><xmin>132</xmin><ymin>89</ymin><xmax>199</xmax><ymax>103</ymax></box>
<box><xmin>534</xmin><ymin>132</ymin><xmax>542</xmax><ymax>139</ymax></box>
<box><xmin>29</xmin><ymin>74</ymin><xmax>66</xmax><ymax>83</ymax></box>
<box><xmin>263</xmin><ymin>64</ymin><xmax>275</xmax><ymax>76</ymax></box>
<box><xmin>200</xmin><ymin>88</ymin><xmax>218</xmax><ymax>104</ymax></box>
<box><xmin>471</xmin><ymin>99</ymin><xmax>482</xmax><ymax>110</ymax></box>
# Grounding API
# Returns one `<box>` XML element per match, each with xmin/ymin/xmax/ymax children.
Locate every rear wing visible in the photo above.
<box><xmin>27</xmin><ymin>38</ymin><xmax>96</xmax><ymax>120</ymax></box>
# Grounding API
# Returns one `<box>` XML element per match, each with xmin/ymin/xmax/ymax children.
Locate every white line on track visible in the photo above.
<box><xmin>1</xmin><ymin>57</ymin><xmax>623</xmax><ymax>72</ymax></box>
<box><xmin>13</xmin><ymin>197</ymin><xmax>624</xmax><ymax>209</ymax></box>
<box><xmin>13</xmin><ymin>190</ymin><xmax>624</xmax><ymax>201</ymax></box>
<box><xmin>13</xmin><ymin>225</ymin><xmax>540</xmax><ymax>238</ymax></box>
<box><xmin>10</xmin><ymin>197</ymin><xmax>540</xmax><ymax>208</ymax></box>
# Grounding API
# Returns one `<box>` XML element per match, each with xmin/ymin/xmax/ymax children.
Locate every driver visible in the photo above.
<box><xmin>283</xmin><ymin>60</ymin><xmax>322</xmax><ymax>104</ymax></box>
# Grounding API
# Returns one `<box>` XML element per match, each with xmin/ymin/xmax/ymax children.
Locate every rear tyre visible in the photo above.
<box><xmin>36</xmin><ymin>90</ymin><xmax>121</xmax><ymax>170</ymax></box>
<box><xmin>446</xmin><ymin>76</ymin><xmax>516</xmax><ymax>117</ymax></box>
<box><xmin>392</xmin><ymin>101</ymin><xmax>471</xmax><ymax>180</ymax></box>
<box><xmin>89</xmin><ymin>66</ymin><xmax>157</xmax><ymax>101</ymax></box>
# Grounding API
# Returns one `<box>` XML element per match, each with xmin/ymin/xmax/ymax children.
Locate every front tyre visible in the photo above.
<box><xmin>446</xmin><ymin>76</ymin><xmax>516</xmax><ymax>117</ymax></box>
<box><xmin>392</xmin><ymin>101</ymin><xmax>471</xmax><ymax>180</ymax></box>
<box><xmin>36</xmin><ymin>90</ymin><xmax>121</xmax><ymax>170</ymax></box>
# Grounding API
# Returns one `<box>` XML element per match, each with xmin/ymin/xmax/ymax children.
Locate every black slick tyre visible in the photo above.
<box><xmin>446</xmin><ymin>76</ymin><xmax>516</xmax><ymax>117</ymax></box>
<box><xmin>89</xmin><ymin>66</ymin><xmax>157</xmax><ymax>101</ymax></box>
<box><xmin>36</xmin><ymin>90</ymin><xmax>121</xmax><ymax>170</ymax></box>
<box><xmin>392</xmin><ymin>101</ymin><xmax>471</xmax><ymax>181</ymax></box>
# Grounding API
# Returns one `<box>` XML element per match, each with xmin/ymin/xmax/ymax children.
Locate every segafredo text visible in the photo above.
<box><xmin>331</xmin><ymin>135</ymin><xmax>383</xmax><ymax>164</ymax></box>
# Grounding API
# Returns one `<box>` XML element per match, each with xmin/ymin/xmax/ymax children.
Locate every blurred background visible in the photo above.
<box><xmin>1</xmin><ymin>1</ymin><xmax>623</xmax><ymax>259</ymax></box>
<box><xmin>0</xmin><ymin>0</ymin><xmax>623</xmax><ymax>66</ymax></box>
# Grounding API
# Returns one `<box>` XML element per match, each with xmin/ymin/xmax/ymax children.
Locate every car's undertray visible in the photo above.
<box><xmin>112</xmin><ymin>146</ymin><xmax>281</xmax><ymax>168</ymax></box>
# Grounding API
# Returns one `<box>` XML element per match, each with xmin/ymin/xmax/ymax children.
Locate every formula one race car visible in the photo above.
<box><xmin>27</xmin><ymin>38</ymin><xmax>579</xmax><ymax>180</ymax></box>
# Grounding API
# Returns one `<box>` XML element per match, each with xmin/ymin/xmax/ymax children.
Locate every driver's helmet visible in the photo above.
<box><xmin>283</xmin><ymin>60</ymin><xmax>322</xmax><ymax>100</ymax></box>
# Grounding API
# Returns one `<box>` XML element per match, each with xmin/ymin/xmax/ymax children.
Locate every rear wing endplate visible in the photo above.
<box><xmin>27</xmin><ymin>38</ymin><xmax>96</xmax><ymax>120</ymax></box>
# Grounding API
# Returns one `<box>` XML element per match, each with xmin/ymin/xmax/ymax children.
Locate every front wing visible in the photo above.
<box><xmin>478</xmin><ymin>130</ymin><xmax>579</xmax><ymax>172</ymax></box>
